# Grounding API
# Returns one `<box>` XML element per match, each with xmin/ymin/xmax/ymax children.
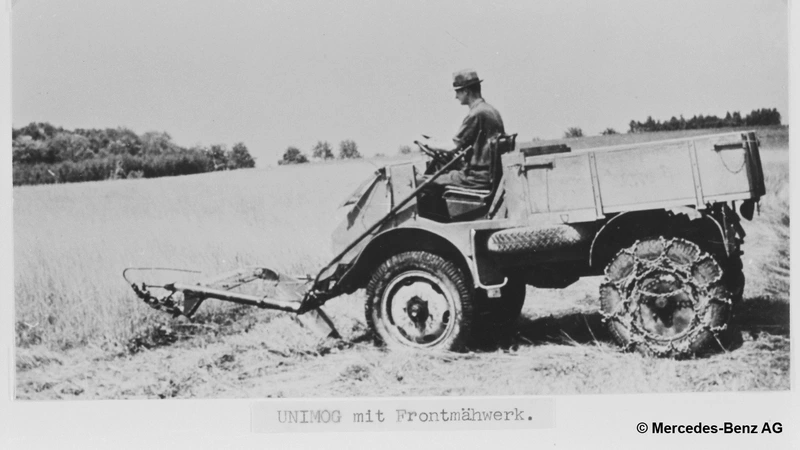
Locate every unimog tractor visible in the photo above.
<box><xmin>126</xmin><ymin>131</ymin><xmax>765</xmax><ymax>358</ymax></box>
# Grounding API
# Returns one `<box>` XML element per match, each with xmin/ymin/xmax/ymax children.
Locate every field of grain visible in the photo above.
<box><xmin>14</xmin><ymin>127</ymin><xmax>790</xmax><ymax>399</ymax></box>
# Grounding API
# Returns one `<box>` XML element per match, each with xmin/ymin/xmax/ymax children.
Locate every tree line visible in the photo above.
<box><xmin>12</xmin><ymin>122</ymin><xmax>256</xmax><ymax>186</ymax></box>
<box><xmin>627</xmin><ymin>108</ymin><xmax>781</xmax><ymax>133</ymax></box>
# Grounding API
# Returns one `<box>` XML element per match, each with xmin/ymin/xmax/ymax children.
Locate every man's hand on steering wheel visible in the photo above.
<box><xmin>414</xmin><ymin>139</ymin><xmax>451</xmax><ymax>166</ymax></box>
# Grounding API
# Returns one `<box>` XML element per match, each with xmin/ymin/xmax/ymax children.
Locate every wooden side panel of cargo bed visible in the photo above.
<box><xmin>545</xmin><ymin>154</ymin><xmax>596</xmax><ymax>216</ymax></box>
<box><xmin>691</xmin><ymin>134</ymin><xmax>751</xmax><ymax>198</ymax></box>
<box><xmin>594</xmin><ymin>141</ymin><xmax>696</xmax><ymax>212</ymax></box>
<box><xmin>501</xmin><ymin>151</ymin><xmax>599</xmax><ymax>223</ymax></box>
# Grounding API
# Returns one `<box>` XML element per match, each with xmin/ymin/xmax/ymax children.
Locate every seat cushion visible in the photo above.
<box><xmin>443</xmin><ymin>186</ymin><xmax>491</xmax><ymax>197</ymax></box>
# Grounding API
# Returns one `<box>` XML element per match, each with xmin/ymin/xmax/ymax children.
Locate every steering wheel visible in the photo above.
<box><xmin>414</xmin><ymin>140</ymin><xmax>450</xmax><ymax>166</ymax></box>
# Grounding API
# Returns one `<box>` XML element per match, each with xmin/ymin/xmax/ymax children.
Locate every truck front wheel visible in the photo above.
<box><xmin>365</xmin><ymin>251</ymin><xmax>474</xmax><ymax>351</ymax></box>
<box><xmin>599</xmin><ymin>237</ymin><xmax>733</xmax><ymax>358</ymax></box>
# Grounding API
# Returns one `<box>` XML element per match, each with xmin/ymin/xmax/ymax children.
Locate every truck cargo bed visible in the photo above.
<box><xmin>503</xmin><ymin>131</ymin><xmax>764</xmax><ymax>224</ymax></box>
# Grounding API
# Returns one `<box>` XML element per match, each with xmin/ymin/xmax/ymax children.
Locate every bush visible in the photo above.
<box><xmin>311</xmin><ymin>141</ymin><xmax>334</xmax><ymax>160</ymax></box>
<box><xmin>207</xmin><ymin>144</ymin><xmax>228</xmax><ymax>170</ymax></box>
<box><xmin>338</xmin><ymin>140</ymin><xmax>361</xmax><ymax>159</ymax></box>
<box><xmin>278</xmin><ymin>147</ymin><xmax>309</xmax><ymax>165</ymax></box>
<box><xmin>228</xmin><ymin>142</ymin><xmax>256</xmax><ymax>169</ymax></box>
<box><xmin>140</xmin><ymin>131</ymin><xmax>179</xmax><ymax>155</ymax></box>
<box><xmin>564</xmin><ymin>127</ymin><xmax>583</xmax><ymax>138</ymax></box>
<box><xmin>13</xmin><ymin>122</ymin><xmax>62</xmax><ymax>141</ymax></box>
<box><xmin>398</xmin><ymin>145</ymin><xmax>412</xmax><ymax>155</ymax></box>
<box><xmin>601</xmin><ymin>128</ymin><xmax>618</xmax><ymax>135</ymax></box>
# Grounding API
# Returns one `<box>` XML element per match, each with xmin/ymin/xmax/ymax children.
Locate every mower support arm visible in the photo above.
<box><xmin>166</xmin><ymin>283</ymin><xmax>302</xmax><ymax>313</ymax></box>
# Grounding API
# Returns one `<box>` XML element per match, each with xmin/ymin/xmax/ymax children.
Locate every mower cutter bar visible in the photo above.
<box><xmin>123</xmin><ymin>266</ymin><xmax>312</xmax><ymax>317</ymax></box>
<box><xmin>124</xmin><ymin>266</ymin><xmax>340</xmax><ymax>338</ymax></box>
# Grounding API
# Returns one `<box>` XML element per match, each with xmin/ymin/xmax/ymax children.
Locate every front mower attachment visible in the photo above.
<box><xmin>123</xmin><ymin>267</ymin><xmax>340</xmax><ymax>339</ymax></box>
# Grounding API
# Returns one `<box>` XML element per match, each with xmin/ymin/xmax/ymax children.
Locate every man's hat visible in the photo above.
<box><xmin>452</xmin><ymin>69</ymin><xmax>482</xmax><ymax>90</ymax></box>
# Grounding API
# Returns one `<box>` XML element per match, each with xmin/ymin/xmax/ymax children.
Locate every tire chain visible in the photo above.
<box><xmin>599</xmin><ymin>237</ymin><xmax>732</xmax><ymax>357</ymax></box>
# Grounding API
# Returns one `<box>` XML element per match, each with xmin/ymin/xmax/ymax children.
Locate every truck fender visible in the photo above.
<box><xmin>589</xmin><ymin>209</ymin><xmax>728</xmax><ymax>269</ymax></box>
<box><xmin>337</xmin><ymin>226</ymin><xmax>476</xmax><ymax>293</ymax></box>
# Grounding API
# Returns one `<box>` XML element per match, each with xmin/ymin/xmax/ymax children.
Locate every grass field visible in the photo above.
<box><xmin>14</xmin><ymin>126</ymin><xmax>790</xmax><ymax>399</ymax></box>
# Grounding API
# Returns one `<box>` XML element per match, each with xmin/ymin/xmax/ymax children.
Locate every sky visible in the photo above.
<box><xmin>10</xmin><ymin>0</ymin><xmax>789</xmax><ymax>165</ymax></box>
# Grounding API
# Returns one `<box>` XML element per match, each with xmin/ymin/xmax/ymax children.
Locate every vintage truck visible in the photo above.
<box><xmin>127</xmin><ymin>131</ymin><xmax>765</xmax><ymax>358</ymax></box>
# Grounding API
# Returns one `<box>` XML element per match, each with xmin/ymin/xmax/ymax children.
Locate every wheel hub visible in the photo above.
<box><xmin>635</xmin><ymin>271</ymin><xmax>695</xmax><ymax>338</ymax></box>
<box><xmin>382</xmin><ymin>271</ymin><xmax>453</xmax><ymax>346</ymax></box>
<box><xmin>406</xmin><ymin>296</ymin><xmax>430</xmax><ymax>326</ymax></box>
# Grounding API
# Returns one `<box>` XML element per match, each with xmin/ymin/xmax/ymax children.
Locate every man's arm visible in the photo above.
<box><xmin>419</xmin><ymin>108</ymin><xmax>480</xmax><ymax>153</ymax></box>
<box><xmin>418</xmin><ymin>136</ymin><xmax>459</xmax><ymax>153</ymax></box>
<box><xmin>452</xmin><ymin>109</ymin><xmax>481</xmax><ymax>151</ymax></box>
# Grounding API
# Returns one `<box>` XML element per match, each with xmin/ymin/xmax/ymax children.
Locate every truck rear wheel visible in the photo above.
<box><xmin>365</xmin><ymin>251</ymin><xmax>474</xmax><ymax>351</ymax></box>
<box><xmin>599</xmin><ymin>237</ymin><xmax>732</xmax><ymax>358</ymax></box>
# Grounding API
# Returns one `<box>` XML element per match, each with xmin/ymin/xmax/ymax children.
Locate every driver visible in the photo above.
<box><xmin>419</xmin><ymin>69</ymin><xmax>505</xmax><ymax>190</ymax></box>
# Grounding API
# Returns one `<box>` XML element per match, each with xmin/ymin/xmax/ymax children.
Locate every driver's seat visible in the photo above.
<box><xmin>441</xmin><ymin>133</ymin><xmax>517</xmax><ymax>221</ymax></box>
